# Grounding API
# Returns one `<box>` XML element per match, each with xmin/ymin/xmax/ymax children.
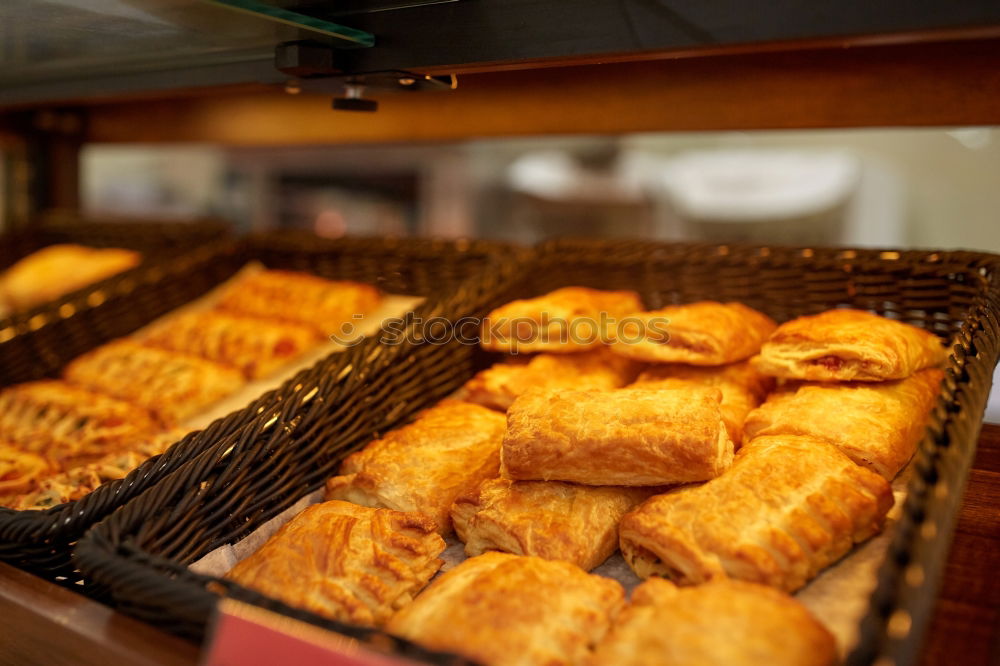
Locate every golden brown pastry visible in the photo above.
<box><xmin>752</xmin><ymin>308</ymin><xmax>947</xmax><ymax>381</ymax></box>
<box><xmin>140</xmin><ymin>310</ymin><xmax>321</xmax><ymax>379</ymax></box>
<box><xmin>63</xmin><ymin>340</ymin><xmax>245</xmax><ymax>425</ymax></box>
<box><xmin>326</xmin><ymin>400</ymin><xmax>506</xmax><ymax>534</ymax></box>
<box><xmin>215</xmin><ymin>269</ymin><xmax>381</xmax><ymax>336</ymax></box>
<box><xmin>459</xmin><ymin>347</ymin><xmax>640</xmax><ymax>411</ymax></box>
<box><xmin>585</xmin><ymin>577</ymin><xmax>836</xmax><ymax>666</ymax></box>
<box><xmin>0</xmin><ymin>380</ymin><xmax>159</xmax><ymax>466</ymax></box>
<box><xmin>0</xmin><ymin>244</ymin><xmax>140</xmax><ymax>312</ymax></box>
<box><xmin>619</xmin><ymin>435</ymin><xmax>893</xmax><ymax>592</ymax></box>
<box><xmin>387</xmin><ymin>552</ymin><xmax>625</xmax><ymax>666</ymax></box>
<box><xmin>631</xmin><ymin>360</ymin><xmax>775</xmax><ymax>443</ymax></box>
<box><xmin>609</xmin><ymin>301</ymin><xmax>776</xmax><ymax>365</ymax></box>
<box><xmin>0</xmin><ymin>445</ymin><xmax>51</xmax><ymax>500</ymax></box>
<box><xmin>502</xmin><ymin>387</ymin><xmax>733</xmax><ymax>486</ymax></box>
<box><xmin>743</xmin><ymin>369</ymin><xmax>943</xmax><ymax>480</ymax></box>
<box><xmin>451</xmin><ymin>478</ymin><xmax>655</xmax><ymax>571</ymax></box>
<box><xmin>480</xmin><ymin>287</ymin><xmax>643</xmax><ymax>353</ymax></box>
<box><xmin>226</xmin><ymin>501</ymin><xmax>445</xmax><ymax>627</ymax></box>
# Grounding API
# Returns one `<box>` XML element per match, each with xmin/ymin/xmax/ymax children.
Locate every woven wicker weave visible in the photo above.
<box><xmin>74</xmin><ymin>239</ymin><xmax>1000</xmax><ymax>666</ymax></box>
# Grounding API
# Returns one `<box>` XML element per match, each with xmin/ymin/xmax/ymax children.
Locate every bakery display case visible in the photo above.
<box><xmin>1</xmin><ymin>3</ymin><xmax>999</xmax><ymax>666</ymax></box>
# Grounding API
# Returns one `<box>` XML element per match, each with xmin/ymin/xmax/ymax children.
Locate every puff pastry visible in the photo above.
<box><xmin>387</xmin><ymin>552</ymin><xmax>625</xmax><ymax>666</ymax></box>
<box><xmin>480</xmin><ymin>287</ymin><xmax>643</xmax><ymax>353</ymax></box>
<box><xmin>743</xmin><ymin>369</ymin><xmax>943</xmax><ymax>480</ymax></box>
<box><xmin>586</xmin><ymin>577</ymin><xmax>836</xmax><ymax>666</ymax></box>
<box><xmin>226</xmin><ymin>501</ymin><xmax>445</xmax><ymax>626</ymax></box>
<box><xmin>631</xmin><ymin>360</ymin><xmax>775</xmax><ymax>443</ymax></box>
<box><xmin>609</xmin><ymin>301</ymin><xmax>776</xmax><ymax>365</ymax></box>
<box><xmin>215</xmin><ymin>269</ymin><xmax>381</xmax><ymax>336</ymax></box>
<box><xmin>502</xmin><ymin>387</ymin><xmax>733</xmax><ymax>486</ymax></box>
<box><xmin>0</xmin><ymin>380</ymin><xmax>159</xmax><ymax>466</ymax></box>
<box><xmin>458</xmin><ymin>347</ymin><xmax>639</xmax><ymax>411</ymax></box>
<box><xmin>0</xmin><ymin>244</ymin><xmax>140</xmax><ymax>312</ymax></box>
<box><xmin>63</xmin><ymin>340</ymin><xmax>245</xmax><ymax>425</ymax></box>
<box><xmin>752</xmin><ymin>308</ymin><xmax>947</xmax><ymax>381</ymax></box>
<box><xmin>325</xmin><ymin>400</ymin><xmax>506</xmax><ymax>534</ymax></box>
<box><xmin>0</xmin><ymin>445</ymin><xmax>51</xmax><ymax>500</ymax></box>
<box><xmin>451</xmin><ymin>478</ymin><xmax>655</xmax><ymax>571</ymax></box>
<box><xmin>140</xmin><ymin>310</ymin><xmax>321</xmax><ymax>379</ymax></box>
<box><xmin>619</xmin><ymin>435</ymin><xmax>893</xmax><ymax>592</ymax></box>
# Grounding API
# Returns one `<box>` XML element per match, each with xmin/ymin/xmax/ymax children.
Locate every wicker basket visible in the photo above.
<box><xmin>0</xmin><ymin>231</ymin><xmax>516</xmax><ymax>585</ymax></box>
<box><xmin>74</xmin><ymin>239</ymin><xmax>1000</xmax><ymax>666</ymax></box>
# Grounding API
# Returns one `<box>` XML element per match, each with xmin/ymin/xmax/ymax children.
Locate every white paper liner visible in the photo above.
<box><xmin>191</xmin><ymin>463</ymin><xmax>913</xmax><ymax>656</ymax></box>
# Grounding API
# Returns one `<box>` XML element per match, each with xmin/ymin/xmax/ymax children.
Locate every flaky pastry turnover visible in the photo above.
<box><xmin>480</xmin><ymin>287</ymin><xmax>643</xmax><ymax>353</ymax></box>
<box><xmin>451</xmin><ymin>478</ymin><xmax>654</xmax><ymax>571</ymax></box>
<box><xmin>752</xmin><ymin>308</ymin><xmax>947</xmax><ymax>381</ymax></box>
<box><xmin>326</xmin><ymin>400</ymin><xmax>506</xmax><ymax>534</ymax></box>
<box><xmin>609</xmin><ymin>301</ymin><xmax>776</xmax><ymax>365</ymax></box>
<box><xmin>585</xmin><ymin>577</ymin><xmax>836</xmax><ymax>666</ymax></box>
<box><xmin>386</xmin><ymin>552</ymin><xmax>625</xmax><ymax>666</ymax></box>
<box><xmin>743</xmin><ymin>368</ymin><xmax>943</xmax><ymax>479</ymax></box>
<box><xmin>619</xmin><ymin>435</ymin><xmax>893</xmax><ymax>592</ymax></box>
<box><xmin>502</xmin><ymin>387</ymin><xmax>733</xmax><ymax>486</ymax></box>
<box><xmin>226</xmin><ymin>501</ymin><xmax>445</xmax><ymax>626</ymax></box>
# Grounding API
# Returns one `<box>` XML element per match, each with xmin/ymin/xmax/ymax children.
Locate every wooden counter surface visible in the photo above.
<box><xmin>1</xmin><ymin>424</ymin><xmax>998</xmax><ymax>666</ymax></box>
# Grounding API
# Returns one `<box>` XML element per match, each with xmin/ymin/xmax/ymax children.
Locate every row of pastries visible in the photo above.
<box><xmin>224</xmin><ymin>287</ymin><xmax>947</xmax><ymax>665</ymax></box>
<box><xmin>0</xmin><ymin>269</ymin><xmax>381</xmax><ymax>509</ymax></box>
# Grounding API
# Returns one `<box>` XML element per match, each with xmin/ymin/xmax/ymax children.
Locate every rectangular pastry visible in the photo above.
<box><xmin>140</xmin><ymin>310</ymin><xmax>321</xmax><ymax>379</ymax></box>
<box><xmin>586</xmin><ymin>577</ymin><xmax>836</xmax><ymax>666</ymax></box>
<box><xmin>742</xmin><ymin>369</ymin><xmax>943</xmax><ymax>479</ymax></box>
<box><xmin>226</xmin><ymin>501</ymin><xmax>445</xmax><ymax>627</ymax></box>
<box><xmin>214</xmin><ymin>269</ymin><xmax>381</xmax><ymax>336</ymax></box>
<box><xmin>752</xmin><ymin>308</ymin><xmax>947</xmax><ymax>381</ymax></box>
<box><xmin>0</xmin><ymin>244</ymin><xmax>140</xmax><ymax>311</ymax></box>
<box><xmin>325</xmin><ymin>400</ymin><xmax>506</xmax><ymax>534</ymax></box>
<box><xmin>480</xmin><ymin>287</ymin><xmax>643</xmax><ymax>353</ymax></box>
<box><xmin>619</xmin><ymin>435</ymin><xmax>893</xmax><ymax>592</ymax></box>
<box><xmin>0</xmin><ymin>380</ymin><xmax>159</xmax><ymax>466</ymax></box>
<box><xmin>459</xmin><ymin>347</ymin><xmax>640</xmax><ymax>412</ymax></box>
<box><xmin>451</xmin><ymin>478</ymin><xmax>655</xmax><ymax>571</ymax></box>
<box><xmin>609</xmin><ymin>301</ymin><xmax>776</xmax><ymax>365</ymax></box>
<box><xmin>630</xmin><ymin>360</ymin><xmax>775</xmax><ymax>443</ymax></box>
<box><xmin>386</xmin><ymin>552</ymin><xmax>625</xmax><ymax>666</ymax></box>
<box><xmin>63</xmin><ymin>340</ymin><xmax>245</xmax><ymax>425</ymax></box>
<box><xmin>502</xmin><ymin>387</ymin><xmax>733</xmax><ymax>486</ymax></box>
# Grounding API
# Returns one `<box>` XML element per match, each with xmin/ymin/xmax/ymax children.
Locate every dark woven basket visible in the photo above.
<box><xmin>0</xmin><ymin>231</ymin><xmax>516</xmax><ymax>585</ymax></box>
<box><xmin>0</xmin><ymin>218</ymin><xmax>231</xmax><ymax>341</ymax></box>
<box><xmin>74</xmin><ymin>239</ymin><xmax>1000</xmax><ymax>666</ymax></box>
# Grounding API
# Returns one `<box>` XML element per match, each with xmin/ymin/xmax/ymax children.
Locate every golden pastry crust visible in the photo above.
<box><xmin>752</xmin><ymin>308</ymin><xmax>947</xmax><ymax>381</ymax></box>
<box><xmin>0</xmin><ymin>380</ymin><xmax>159</xmax><ymax>466</ymax></box>
<box><xmin>141</xmin><ymin>310</ymin><xmax>321</xmax><ymax>379</ymax></box>
<box><xmin>0</xmin><ymin>444</ymin><xmax>52</xmax><ymax>499</ymax></box>
<box><xmin>502</xmin><ymin>387</ymin><xmax>733</xmax><ymax>486</ymax></box>
<box><xmin>459</xmin><ymin>347</ymin><xmax>640</xmax><ymax>411</ymax></box>
<box><xmin>480</xmin><ymin>287</ymin><xmax>643</xmax><ymax>353</ymax></box>
<box><xmin>63</xmin><ymin>340</ymin><xmax>245</xmax><ymax>425</ymax></box>
<box><xmin>619</xmin><ymin>435</ymin><xmax>893</xmax><ymax>592</ymax></box>
<box><xmin>451</xmin><ymin>478</ymin><xmax>655</xmax><ymax>571</ymax></box>
<box><xmin>609</xmin><ymin>301</ymin><xmax>776</xmax><ymax>365</ymax></box>
<box><xmin>326</xmin><ymin>400</ymin><xmax>506</xmax><ymax>534</ymax></box>
<box><xmin>215</xmin><ymin>269</ymin><xmax>381</xmax><ymax>336</ymax></box>
<box><xmin>631</xmin><ymin>360</ymin><xmax>775</xmax><ymax>444</ymax></box>
<box><xmin>0</xmin><ymin>244</ymin><xmax>140</xmax><ymax>311</ymax></box>
<box><xmin>585</xmin><ymin>577</ymin><xmax>836</xmax><ymax>666</ymax></box>
<box><xmin>743</xmin><ymin>369</ymin><xmax>943</xmax><ymax>479</ymax></box>
<box><xmin>387</xmin><ymin>552</ymin><xmax>625</xmax><ymax>666</ymax></box>
<box><xmin>226</xmin><ymin>501</ymin><xmax>445</xmax><ymax>627</ymax></box>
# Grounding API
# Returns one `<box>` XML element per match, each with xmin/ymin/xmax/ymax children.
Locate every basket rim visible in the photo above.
<box><xmin>73</xmin><ymin>238</ymin><xmax>1000</xmax><ymax>665</ymax></box>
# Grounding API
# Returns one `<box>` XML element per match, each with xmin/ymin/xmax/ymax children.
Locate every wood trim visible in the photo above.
<box><xmin>81</xmin><ymin>38</ymin><xmax>1000</xmax><ymax>144</ymax></box>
